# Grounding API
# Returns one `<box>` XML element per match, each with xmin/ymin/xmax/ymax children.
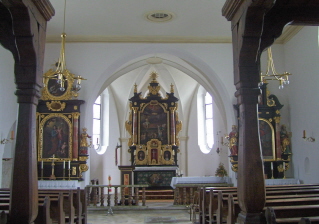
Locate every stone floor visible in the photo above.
<box><xmin>87</xmin><ymin>201</ymin><xmax>193</xmax><ymax>224</ymax></box>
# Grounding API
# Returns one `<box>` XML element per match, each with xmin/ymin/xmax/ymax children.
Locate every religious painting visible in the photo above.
<box><xmin>37</xmin><ymin>113</ymin><xmax>73</xmax><ymax>161</ymax></box>
<box><xmin>259</xmin><ymin>118</ymin><xmax>276</xmax><ymax>161</ymax></box>
<box><xmin>139</xmin><ymin>102</ymin><xmax>169</xmax><ymax>145</ymax></box>
<box><xmin>135</xmin><ymin>145</ymin><xmax>148</xmax><ymax>165</ymax></box>
<box><xmin>161</xmin><ymin>146</ymin><xmax>175</xmax><ymax>165</ymax></box>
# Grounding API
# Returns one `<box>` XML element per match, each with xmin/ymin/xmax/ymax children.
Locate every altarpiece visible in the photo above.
<box><xmin>36</xmin><ymin>68</ymin><xmax>89</xmax><ymax>181</ymax></box>
<box><xmin>125</xmin><ymin>72</ymin><xmax>182</xmax><ymax>188</ymax></box>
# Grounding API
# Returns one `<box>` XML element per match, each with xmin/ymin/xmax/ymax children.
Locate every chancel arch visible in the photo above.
<box><xmin>85</xmin><ymin>51</ymin><xmax>237</xmax><ymax>185</ymax></box>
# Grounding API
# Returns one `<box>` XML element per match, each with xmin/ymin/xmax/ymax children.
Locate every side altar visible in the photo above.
<box><xmin>36</xmin><ymin>64</ymin><xmax>89</xmax><ymax>181</ymax></box>
<box><xmin>125</xmin><ymin>72</ymin><xmax>182</xmax><ymax>189</ymax></box>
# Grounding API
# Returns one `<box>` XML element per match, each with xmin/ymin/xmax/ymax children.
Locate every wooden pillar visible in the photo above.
<box><xmin>222</xmin><ymin>1</ymin><xmax>270</xmax><ymax>223</ymax></box>
<box><xmin>0</xmin><ymin>1</ymin><xmax>54</xmax><ymax>223</ymax></box>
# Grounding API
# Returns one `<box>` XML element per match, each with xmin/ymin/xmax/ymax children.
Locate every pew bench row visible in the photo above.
<box><xmin>0</xmin><ymin>188</ymin><xmax>87</xmax><ymax>224</ymax></box>
<box><xmin>195</xmin><ymin>184</ymin><xmax>319</xmax><ymax>224</ymax></box>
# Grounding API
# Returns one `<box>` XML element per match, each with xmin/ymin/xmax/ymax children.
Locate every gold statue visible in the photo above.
<box><xmin>80</xmin><ymin>127</ymin><xmax>91</xmax><ymax>147</ymax></box>
<box><xmin>227</xmin><ymin>125</ymin><xmax>238</xmax><ymax>156</ymax></box>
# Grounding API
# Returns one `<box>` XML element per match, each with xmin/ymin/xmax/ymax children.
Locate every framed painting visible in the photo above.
<box><xmin>139</xmin><ymin>101</ymin><xmax>169</xmax><ymax>145</ymax></box>
<box><xmin>259</xmin><ymin>118</ymin><xmax>276</xmax><ymax>161</ymax></box>
<box><xmin>135</xmin><ymin>145</ymin><xmax>148</xmax><ymax>165</ymax></box>
<box><xmin>161</xmin><ymin>145</ymin><xmax>175</xmax><ymax>165</ymax></box>
<box><xmin>37</xmin><ymin>113</ymin><xmax>73</xmax><ymax>161</ymax></box>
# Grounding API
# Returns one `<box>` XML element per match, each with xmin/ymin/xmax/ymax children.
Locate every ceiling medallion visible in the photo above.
<box><xmin>145</xmin><ymin>11</ymin><xmax>175</xmax><ymax>23</ymax></box>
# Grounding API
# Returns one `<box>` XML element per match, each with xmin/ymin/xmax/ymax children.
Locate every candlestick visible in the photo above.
<box><xmin>68</xmin><ymin>160</ymin><xmax>70</xmax><ymax>169</ymax></box>
<box><xmin>271</xmin><ymin>162</ymin><xmax>273</xmax><ymax>170</ymax></box>
<box><xmin>303</xmin><ymin>130</ymin><xmax>306</xmax><ymax>138</ymax></box>
<box><xmin>63</xmin><ymin>161</ymin><xmax>65</xmax><ymax>169</ymax></box>
<box><xmin>41</xmin><ymin>160</ymin><xmax>43</xmax><ymax>169</ymax></box>
<box><xmin>10</xmin><ymin>130</ymin><xmax>14</xmax><ymax>140</ymax></box>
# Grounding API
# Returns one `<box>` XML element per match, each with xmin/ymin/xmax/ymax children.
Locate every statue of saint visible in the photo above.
<box><xmin>228</xmin><ymin>125</ymin><xmax>238</xmax><ymax>156</ymax></box>
<box><xmin>80</xmin><ymin>128</ymin><xmax>91</xmax><ymax>148</ymax></box>
<box><xmin>280</xmin><ymin>124</ymin><xmax>291</xmax><ymax>154</ymax></box>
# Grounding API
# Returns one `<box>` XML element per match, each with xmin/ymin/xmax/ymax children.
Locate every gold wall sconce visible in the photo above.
<box><xmin>1</xmin><ymin>131</ymin><xmax>14</xmax><ymax>145</ymax></box>
<box><xmin>302</xmin><ymin>130</ymin><xmax>315</xmax><ymax>142</ymax></box>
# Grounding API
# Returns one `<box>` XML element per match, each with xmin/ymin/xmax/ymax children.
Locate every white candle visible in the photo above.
<box><xmin>283</xmin><ymin>162</ymin><xmax>285</xmax><ymax>169</ymax></box>
<box><xmin>68</xmin><ymin>160</ymin><xmax>71</xmax><ymax>169</ymax></box>
<box><xmin>41</xmin><ymin>160</ymin><xmax>43</xmax><ymax>169</ymax></box>
<box><xmin>271</xmin><ymin>162</ymin><xmax>273</xmax><ymax>170</ymax></box>
<box><xmin>63</xmin><ymin>161</ymin><xmax>65</xmax><ymax>169</ymax></box>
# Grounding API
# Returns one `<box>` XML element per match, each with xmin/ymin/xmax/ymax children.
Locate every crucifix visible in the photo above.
<box><xmin>48</xmin><ymin>154</ymin><xmax>59</xmax><ymax>180</ymax></box>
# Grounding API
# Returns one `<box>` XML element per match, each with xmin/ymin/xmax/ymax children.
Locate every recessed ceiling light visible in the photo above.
<box><xmin>145</xmin><ymin>11</ymin><xmax>175</xmax><ymax>23</ymax></box>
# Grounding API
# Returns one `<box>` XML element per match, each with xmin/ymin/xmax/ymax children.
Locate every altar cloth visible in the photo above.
<box><xmin>38</xmin><ymin>180</ymin><xmax>79</xmax><ymax>189</ymax></box>
<box><xmin>170</xmin><ymin>176</ymin><xmax>231</xmax><ymax>189</ymax></box>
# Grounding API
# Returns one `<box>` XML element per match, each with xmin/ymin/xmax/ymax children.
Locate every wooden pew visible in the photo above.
<box><xmin>225</xmin><ymin>191</ymin><xmax>319</xmax><ymax>224</ymax></box>
<box><xmin>38</xmin><ymin>189</ymin><xmax>86</xmax><ymax>224</ymax></box>
<box><xmin>210</xmin><ymin>185</ymin><xmax>319</xmax><ymax>224</ymax></box>
<box><xmin>266</xmin><ymin>206</ymin><xmax>319</xmax><ymax>224</ymax></box>
<box><xmin>36</xmin><ymin>196</ymin><xmax>53</xmax><ymax>224</ymax></box>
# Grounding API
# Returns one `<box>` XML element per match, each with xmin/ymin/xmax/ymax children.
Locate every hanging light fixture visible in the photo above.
<box><xmin>259</xmin><ymin>47</ymin><xmax>291</xmax><ymax>89</ymax></box>
<box><xmin>42</xmin><ymin>0</ymin><xmax>85</xmax><ymax>99</ymax></box>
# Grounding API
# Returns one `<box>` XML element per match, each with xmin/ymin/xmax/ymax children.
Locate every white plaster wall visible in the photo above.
<box><xmin>0</xmin><ymin>47</ymin><xmax>18</xmax><ymax>188</ymax></box>
<box><xmin>284</xmin><ymin>27</ymin><xmax>319</xmax><ymax>183</ymax></box>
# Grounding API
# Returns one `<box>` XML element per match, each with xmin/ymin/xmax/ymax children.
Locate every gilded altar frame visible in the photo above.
<box><xmin>37</xmin><ymin>113</ymin><xmax>73</xmax><ymax>161</ymax></box>
<box><xmin>125</xmin><ymin>72</ymin><xmax>181</xmax><ymax>166</ymax></box>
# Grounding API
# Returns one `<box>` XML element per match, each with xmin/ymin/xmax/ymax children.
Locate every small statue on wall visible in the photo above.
<box><xmin>280</xmin><ymin>124</ymin><xmax>291</xmax><ymax>154</ymax></box>
<box><xmin>227</xmin><ymin>125</ymin><xmax>238</xmax><ymax>156</ymax></box>
<box><xmin>80</xmin><ymin>127</ymin><xmax>91</xmax><ymax>155</ymax></box>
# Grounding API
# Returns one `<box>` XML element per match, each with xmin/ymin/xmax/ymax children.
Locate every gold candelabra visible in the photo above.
<box><xmin>260</xmin><ymin>47</ymin><xmax>292</xmax><ymax>89</ymax></box>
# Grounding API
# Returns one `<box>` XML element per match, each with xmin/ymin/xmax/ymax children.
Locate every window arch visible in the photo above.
<box><xmin>197</xmin><ymin>86</ymin><xmax>214</xmax><ymax>153</ymax></box>
<box><xmin>93</xmin><ymin>88</ymin><xmax>110</xmax><ymax>154</ymax></box>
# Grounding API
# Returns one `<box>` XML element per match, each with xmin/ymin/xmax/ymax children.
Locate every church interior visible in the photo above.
<box><xmin>1</xmin><ymin>0</ymin><xmax>319</xmax><ymax>223</ymax></box>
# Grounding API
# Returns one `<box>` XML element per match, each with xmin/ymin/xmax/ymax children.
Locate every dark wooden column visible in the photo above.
<box><xmin>222</xmin><ymin>1</ymin><xmax>274</xmax><ymax>223</ymax></box>
<box><xmin>223</xmin><ymin>1</ymin><xmax>319</xmax><ymax>224</ymax></box>
<box><xmin>0</xmin><ymin>1</ymin><xmax>54</xmax><ymax>223</ymax></box>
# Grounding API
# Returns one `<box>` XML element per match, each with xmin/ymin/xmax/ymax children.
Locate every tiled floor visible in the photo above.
<box><xmin>87</xmin><ymin>201</ymin><xmax>193</xmax><ymax>224</ymax></box>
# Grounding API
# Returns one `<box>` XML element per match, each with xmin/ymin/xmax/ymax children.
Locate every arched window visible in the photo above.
<box><xmin>92</xmin><ymin>95</ymin><xmax>101</xmax><ymax>150</ymax></box>
<box><xmin>197</xmin><ymin>87</ymin><xmax>214</xmax><ymax>153</ymax></box>
<box><xmin>205</xmin><ymin>92</ymin><xmax>214</xmax><ymax>149</ymax></box>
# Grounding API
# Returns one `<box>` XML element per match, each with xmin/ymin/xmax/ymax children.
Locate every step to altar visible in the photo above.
<box><xmin>139</xmin><ymin>189</ymin><xmax>174</xmax><ymax>200</ymax></box>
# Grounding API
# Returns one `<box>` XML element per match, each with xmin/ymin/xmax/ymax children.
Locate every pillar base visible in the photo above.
<box><xmin>237</xmin><ymin>211</ymin><xmax>266</xmax><ymax>224</ymax></box>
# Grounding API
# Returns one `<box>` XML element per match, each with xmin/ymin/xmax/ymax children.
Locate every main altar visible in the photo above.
<box><xmin>125</xmin><ymin>72</ymin><xmax>182</xmax><ymax>189</ymax></box>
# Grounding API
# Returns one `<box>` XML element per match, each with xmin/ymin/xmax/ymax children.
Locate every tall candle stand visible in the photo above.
<box><xmin>49</xmin><ymin>155</ymin><xmax>58</xmax><ymax>180</ymax></box>
<box><xmin>62</xmin><ymin>161</ymin><xmax>66</xmax><ymax>180</ymax></box>
<box><xmin>106</xmin><ymin>176</ymin><xmax>113</xmax><ymax>216</ymax></box>
<box><xmin>41</xmin><ymin>166</ymin><xmax>44</xmax><ymax>180</ymax></box>
<box><xmin>271</xmin><ymin>162</ymin><xmax>274</xmax><ymax>179</ymax></box>
<box><xmin>68</xmin><ymin>168</ymin><xmax>71</xmax><ymax>180</ymax></box>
